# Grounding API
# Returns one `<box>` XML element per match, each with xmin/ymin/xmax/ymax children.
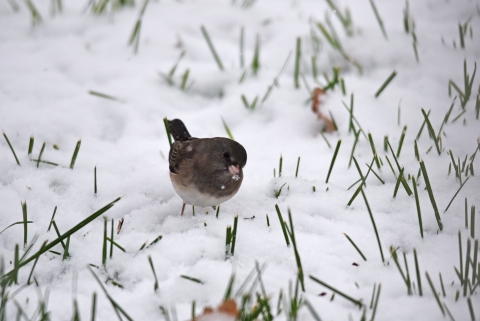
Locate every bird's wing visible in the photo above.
<box><xmin>168</xmin><ymin>140</ymin><xmax>196</xmax><ymax>174</ymax></box>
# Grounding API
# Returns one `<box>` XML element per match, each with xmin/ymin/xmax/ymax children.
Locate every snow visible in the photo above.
<box><xmin>0</xmin><ymin>0</ymin><xmax>479</xmax><ymax>320</ymax></box>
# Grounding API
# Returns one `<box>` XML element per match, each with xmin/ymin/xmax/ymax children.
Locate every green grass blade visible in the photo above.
<box><xmin>411</xmin><ymin>176</ymin><xmax>423</xmax><ymax>238</ymax></box>
<box><xmin>374</xmin><ymin>71</ymin><xmax>397</xmax><ymax>97</ymax></box>
<box><xmin>419</xmin><ymin>160</ymin><xmax>443</xmax><ymax>231</ymax></box>
<box><xmin>200</xmin><ymin>25</ymin><xmax>224</xmax><ymax>71</ymax></box>
<box><xmin>309</xmin><ymin>275</ymin><xmax>363</xmax><ymax>307</ymax></box>
<box><xmin>369</xmin><ymin>0</ymin><xmax>388</xmax><ymax>39</ymax></box>
<box><xmin>221</xmin><ymin>118</ymin><xmax>234</xmax><ymax>140</ymax></box>
<box><xmin>88</xmin><ymin>90</ymin><xmax>118</xmax><ymax>101</ymax></box>
<box><xmin>275</xmin><ymin>204</ymin><xmax>290</xmax><ymax>246</ymax></box>
<box><xmin>344</xmin><ymin>233</ymin><xmax>367</xmax><ymax>261</ymax></box>
<box><xmin>70</xmin><ymin>140</ymin><xmax>82</xmax><ymax>169</ymax></box>
<box><xmin>294</xmin><ymin>37</ymin><xmax>301</xmax><ymax>88</ymax></box>
<box><xmin>163</xmin><ymin>117</ymin><xmax>173</xmax><ymax>147</ymax></box>
<box><xmin>421</xmin><ymin>109</ymin><xmax>441</xmax><ymax>154</ymax></box>
<box><xmin>413</xmin><ymin>249</ymin><xmax>422</xmax><ymax>296</ymax></box>
<box><xmin>361</xmin><ymin>189</ymin><xmax>384</xmax><ymax>262</ymax></box>
<box><xmin>444</xmin><ymin>176</ymin><xmax>470</xmax><ymax>212</ymax></box>
<box><xmin>425</xmin><ymin>272</ymin><xmax>445</xmax><ymax>316</ymax></box>
<box><xmin>28</xmin><ymin>136</ymin><xmax>34</xmax><ymax>155</ymax></box>
<box><xmin>3</xmin><ymin>131</ymin><xmax>21</xmax><ymax>166</ymax></box>
<box><xmin>326</xmin><ymin>139</ymin><xmax>342</xmax><ymax>183</ymax></box>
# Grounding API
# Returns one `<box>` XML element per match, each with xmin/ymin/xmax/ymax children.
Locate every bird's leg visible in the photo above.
<box><xmin>181</xmin><ymin>203</ymin><xmax>186</xmax><ymax>216</ymax></box>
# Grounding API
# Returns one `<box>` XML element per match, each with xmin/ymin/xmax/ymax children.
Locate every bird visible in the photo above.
<box><xmin>167</xmin><ymin>118</ymin><xmax>247</xmax><ymax>215</ymax></box>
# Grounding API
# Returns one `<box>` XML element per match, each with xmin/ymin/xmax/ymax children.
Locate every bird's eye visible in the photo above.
<box><xmin>223</xmin><ymin>151</ymin><xmax>230</xmax><ymax>159</ymax></box>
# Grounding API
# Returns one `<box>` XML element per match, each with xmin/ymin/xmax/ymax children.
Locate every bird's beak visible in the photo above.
<box><xmin>228</xmin><ymin>164</ymin><xmax>240</xmax><ymax>176</ymax></box>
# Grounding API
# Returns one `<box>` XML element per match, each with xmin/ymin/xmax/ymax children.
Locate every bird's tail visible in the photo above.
<box><xmin>168</xmin><ymin>119</ymin><xmax>192</xmax><ymax>141</ymax></box>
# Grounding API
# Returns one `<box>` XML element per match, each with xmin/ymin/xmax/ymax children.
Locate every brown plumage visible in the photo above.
<box><xmin>168</xmin><ymin>119</ymin><xmax>247</xmax><ymax>215</ymax></box>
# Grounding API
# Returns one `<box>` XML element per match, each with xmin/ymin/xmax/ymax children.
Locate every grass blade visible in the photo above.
<box><xmin>200</xmin><ymin>25</ymin><xmax>224</xmax><ymax>71</ymax></box>
<box><xmin>231</xmin><ymin>215</ymin><xmax>238</xmax><ymax>256</ymax></box>
<box><xmin>295</xmin><ymin>157</ymin><xmax>301</xmax><ymax>177</ymax></box>
<box><xmin>397</xmin><ymin>126</ymin><xmax>407</xmax><ymax>157</ymax></box>
<box><xmin>374</xmin><ymin>71</ymin><xmax>397</xmax><ymax>98</ymax></box>
<box><xmin>326</xmin><ymin>139</ymin><xmax>342</xmax><ymax>183</ymax></box>
<box><xmin>425</xmin><ymin>272</ymin><xmax>445</xmax><ymax>316</ymax></box>
<box><xmin>369</xmin><ymin>0</ymin><xmax>388</xmax><ymax>39</ymax></box>
<box><xmin>444</xmin><ymin>177</ymin><xmax>470</xmax><ymax>212</ymax></box>
<box><xmin>421</xmin><ymin>109</ymin><xmax>441</xmax><ymax>155</ymax></box>
<box><xmin>309</xmin><ymin>275</ymin><xmax>363</xmax><ymax>307</ymax></box>
<box><xmin>275</xmin><ymin>204</ymin><xmax>290</xmax><ymax>246</ymax></box>
<box><xmin>368</xmin><ymin>133</ymin><xmax>381</xmax><ymax>169</ymax></box>
<box><xmin>413</xmin><ymin>249</ymin><xmax>422</xmax><ymax>296</ymax></box>
<box><xmin>69</xmin><ymin>140</ymin><xmax>82</xmax><ymax>169</ymax></box>
<box><xmin>286</xmin><ymin>208</ymin><xmax>305</xmax><ymax>291</ymax></box>
<box><xmin>148</xmin><ymin>256</ymin><xmax>159</xmax><ymax>292</ymax></box>
<box><xmin>221</xmin><ymin>118</ymin><xmax>234</xmax><ymax>141</ymax></box>
<box><xmin>163</xmin><ymin>118</ymin><xmax>172</xmax><ymax>147</ymax></box>
<box><xmin>3</xmin><ymin>131</ymin><xmax>21</xmax><ymax>166</ymax></box>
<box><xmin>88</xmin><ymin>90</ymin><xmax>118</xmax><ymax>101</ymax></box>
<box><xmin>344</xmin><ymin>233</ymin><xmax>367</xmax><ymax>261</ymax></box>
<box><xmin>361</xmin><ymin>189</ymin><xmax>384</xmax><ymax>262</ymax></box>
<box><xmin>411</xmin><ymin>176</ymin><xmax>423</xmax><ymax>238</ymax></box>
<box><xmin>294</xmin><ymin>37</ymin><xmax>301</xmax><ymax>89</ymax></box>
<box><xmin>419</xmin><ymin>160</ymin><xmax>443</xmax><ymax>231</ymax></box>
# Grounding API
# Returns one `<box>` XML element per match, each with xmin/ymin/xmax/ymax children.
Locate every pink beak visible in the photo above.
<box><xmin>228</xmin><ymin>164</ymin><xmax>240</xmax><ymax>176</ymax></box>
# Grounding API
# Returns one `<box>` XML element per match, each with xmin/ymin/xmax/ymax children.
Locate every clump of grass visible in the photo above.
<box><xmin>88</xmin><ymin>266</ymin><xmax>134</xmax><ymax>321</ymax></box>
<box><xmin>274</xmin><ymin>182</ymin><xmax>287</xmax><ymax>199</ymax></box>
<box><xmin>91</xmin><ymin>0</ymin><xmax>134</xmax><ymax>14</ymax></box>
<box><xmin>325</xmin><ymin>0</ymin><xmax>354</xmax><ymax>36</ymax></box>
<box><xmin>315</xmin><ymin>21</ymin><xmax>362</xmax><ymax>73</ymax></box>
<box><xmin>25</xmin><ymin>0</ymin><xmax>42</xmax><ymax>26</ymax></box>
<box><xmin>159</xmin><ymin>51</ymin><xmax>186</xmax><ymax>86</ymax></box>
<box><xmin>241</xmin><ymin>94</ymin><xmax>259</xmax><ymax>110</ymax></box>
<box><xmin>1</xmin><ymin>197</ymin><xmax>121</xmax><ymax>286</ymax></box>
<box><xmin>449</xmin><ymin>60</ymin><xmax>476</xmax><ymax>109</ymax></box>
<box><xmin>390</xmin><ymin>247</ymin><xmax>412</xmax><ymax>295</ymax></box>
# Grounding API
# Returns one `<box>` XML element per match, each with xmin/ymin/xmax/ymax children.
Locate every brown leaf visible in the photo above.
<box><xmin>311</xmin><ymin>87</ymin><xmax>335</xmax><ymax>133</ymax></box>
<box><xmin>194</xmin><ymin>300</ymin><xmax>238</xmax><ymax>321</ymax></box>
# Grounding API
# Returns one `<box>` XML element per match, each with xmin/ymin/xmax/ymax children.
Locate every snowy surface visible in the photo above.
<box><xmin>1</xmin><ymin>0</ymin><xmax>480</xmax><ymax>320</ymax></box>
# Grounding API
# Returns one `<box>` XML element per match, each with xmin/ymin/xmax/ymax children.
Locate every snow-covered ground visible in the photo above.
<box><xmin>1</xmin><ymin>0</ymin><xmax>479</xmax><ymax>320</ymax></box>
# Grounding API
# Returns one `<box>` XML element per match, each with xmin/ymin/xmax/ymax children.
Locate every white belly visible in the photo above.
<box><xmin>172</xmin><ymin>184</ymin><xmax>233</xmax><ymax>206</ymax></box>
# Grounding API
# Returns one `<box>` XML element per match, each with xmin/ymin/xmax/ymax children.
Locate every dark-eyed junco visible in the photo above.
<box><xmin>168</xmin><ymin>119</ymin><xmax>247</xmax><ymax>215</ymax></box>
